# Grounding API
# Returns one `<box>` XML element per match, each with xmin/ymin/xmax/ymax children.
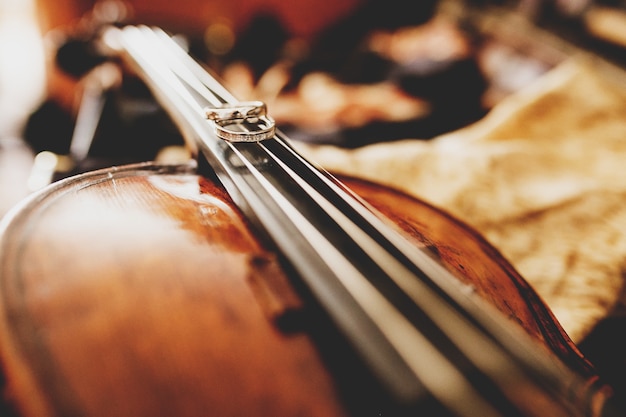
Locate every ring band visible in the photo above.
<box><xmin>213</xmin><ymin>117</ymin><xmax>276</xmax><ymax>142</ymax></box>
<box><xmin>205</xmin><ymin>101</ymin><xmax>275</xmax><ymax>142</ymax></box>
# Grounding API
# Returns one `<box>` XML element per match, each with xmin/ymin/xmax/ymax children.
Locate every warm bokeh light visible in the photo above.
<box><xmin>0</xmin><ymin>0</ymin><xmax>46</xmax><ymax>138</ymax></box>
<box><xmin>0</xmin><ymin>0</ymin><xmax>45</xmax><ymax>216</ymax></box>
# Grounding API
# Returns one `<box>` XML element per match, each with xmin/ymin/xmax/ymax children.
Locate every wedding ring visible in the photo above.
<box><xmin>205</xmin><ymin>101</ymin><xmax>275</xmax><ymax>142</ymax></box>
<box><xmin>213</xmin><ymin>117</ymin><xmax>276</xmax><ymax>142</ymax></box>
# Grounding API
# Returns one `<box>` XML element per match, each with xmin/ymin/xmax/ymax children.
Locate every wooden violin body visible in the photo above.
<box><xmin>0</xmin><ymin>161</ymin><xmax>608</xmax><ymax>417</ymax></box>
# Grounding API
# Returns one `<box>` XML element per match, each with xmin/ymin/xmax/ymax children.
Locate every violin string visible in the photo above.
<box><xmin>124</xmin><ymin>25</ymin><xmax>584</xmax><ymax>416</ymax></box>
<box><xmin>150</xmin><ymin>26</ymin><xmax>236</xmax><ymax>105</ymax></box>
<box><xmin>119</xmin><ymin>27</ymin><xmax>502</xmax><ymax>414</ymax></box>
<box><xmin>260</xmin><ymin>135</ymin><xmax>587</xmax><ymax>410</ymax></box>
<box><xmin>134</xmin><ymin>28</ymin><xmax>514</xmax><ymax>367</ymax></box>
<box><xmin>226</xmin><ymin>141</ymin><xmax>518</xmax><ymax>417</ymax></box>
<box><xmin>115</xmin><ymin>25</ymin><xmax>589</xmax><ymax>417</ymax></box>
<box><xmin>117</xmin><ymin>30</ymin><xmax>428</xmax><ymax>406</ymax></box>
<box><xmin>138</xmin><ymin>26</ymin><xmax>227</xmax><ymax>107</ymax></box>
<box><xmin>255</xmin><ymin>138</ymin><xmax>581</xmax><ymax>416</ymax></box>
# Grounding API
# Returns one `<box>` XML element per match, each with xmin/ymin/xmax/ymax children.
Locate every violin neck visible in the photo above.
<box><xmin>110</xmin><ymin>25</ymin><xmax>605</xmax><ymax>417</ymax></box>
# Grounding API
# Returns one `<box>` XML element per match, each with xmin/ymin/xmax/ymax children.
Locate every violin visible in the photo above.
<box><xmin>0</xmin><ymin>25</ymin><xmax>621</xmax><ymax>417</ymax></box>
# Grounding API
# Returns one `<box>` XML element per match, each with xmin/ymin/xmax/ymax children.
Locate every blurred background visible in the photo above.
<box><xmin>1</xmin><ymin>0</ymin><xmax>626</xmax><ymax>407</ymax></box>
<box><xmin>1</xmin><ymin>0</ymin><xmax>625</xmax><ymax>217</ymax></box>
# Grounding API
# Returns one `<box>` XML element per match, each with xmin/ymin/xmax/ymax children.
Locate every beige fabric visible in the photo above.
<box><xmin>299</xmin><ymin>58</ymin><xmax>626</xmax><ymax>342</ymax></box>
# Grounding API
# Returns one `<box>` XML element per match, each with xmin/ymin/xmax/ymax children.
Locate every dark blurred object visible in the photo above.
<box><xmin>289</xmin><ymin>0</ymin><xmax>439</xmax><ymax>85</ymax></box>
<box><xmin>27</xmin><ymin>0</ymin><xmax>478</xmax><ymax>159</ymax></box>
<box><xmin>24</xmin><ymin>101</ymin><xmax>75</xmax><ymax>157</ymax></box>
<box><xmin>245</xmin><ymin>2</ymin><xmax>489</xmax><ymax>147</ymax></box>
<box><xmin>578</xmin><ymin>315</ymin><xmax>626</xmax><ymax>413</ymax></box>
<box><xmin>582</xmin><ymin>3</ymin><xmax>626</xmax><ymax>49</ymax></box>
<box><xmin>224</xmin><ymin>13</ymin><xmax>291</xmax><ymax>80</ymax></box>
<box><xmin>221</xmin><ymin>0</ymin><xmax>440</xmax><ymax>84</ymax></box>
<box><xmin>24</xmin><ymin>0</ymin><xmax>184</xmax><ymax>181</ymax></box>
<box><xmin>535</xmin><ymin>0</ymin><xmax>626</xmax><ymax>68</ymax></box>
<box><xmin>55</xmin><ymin>37</ymin><xmax>108</xmax><ymax>79</ymax></box>
<box><xmin>391</xmin><ymin>56</ymin><xmax>487</xmax><ymax>123</ymax></box>
<box><xmin>24</xmin><ymin>73</ymin><xmax>184</xmax><ymax>180</ymax></box>
<box><xmin>467</xmin><ymin>0</ymin><xmax>626</xmax><ymax>68</ymax></box>
<box><xmin>53</xmin><ymin>0</ymin><xmax>131</xmax><ymax>77</ymax></box>
<box><xmin>281</xmin><ymin>55</ymin><xmax>488</xmax><ymax>148</ymax></box>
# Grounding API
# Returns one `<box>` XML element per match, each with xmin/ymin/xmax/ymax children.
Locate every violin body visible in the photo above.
<box><xmin>0</xmin><ymin>161</ymin><xmax>603</xmax><ymax>417</ymax></box>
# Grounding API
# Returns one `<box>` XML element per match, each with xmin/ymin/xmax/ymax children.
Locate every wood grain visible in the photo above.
<box><xmin>0</xmin><ymin>163</ymin><xmax>607</xmax><ymax>416</ymax></box>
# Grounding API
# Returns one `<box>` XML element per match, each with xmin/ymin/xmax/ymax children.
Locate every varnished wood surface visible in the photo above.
<box><xmin>0</xmin><ymin>163</ymin><xmax>349</xmax><ymax>417</ymax></box>
<box><xmin>0</xmin><ymin>162</ymin><xmax>607</xmax><ymax>416</ymax></box>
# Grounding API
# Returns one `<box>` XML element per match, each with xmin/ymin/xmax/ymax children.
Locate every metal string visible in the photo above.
<box><xmin>111</xmin><ymin>25</ymin><xmax>593</xmax><ymax>417</ymax></box>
